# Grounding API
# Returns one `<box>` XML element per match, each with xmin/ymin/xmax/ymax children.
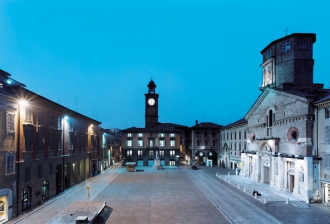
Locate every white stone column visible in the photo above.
<box><xmin>256</xmin><ymin>152</ymin><xmax>261</xmax><ymax>182</ymax></box>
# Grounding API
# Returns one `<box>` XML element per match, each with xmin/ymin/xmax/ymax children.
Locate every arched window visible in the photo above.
<box><xmin>268</xmin><ymin>109</ymin><xmax>273</xmax><ymax>127</ymax></box>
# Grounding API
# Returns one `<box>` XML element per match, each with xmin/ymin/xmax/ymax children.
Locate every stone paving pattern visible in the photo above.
<box><xmin>8</xmin><ymin>164</ymin><xmax>330</xmax><ymax>224</ymax></box>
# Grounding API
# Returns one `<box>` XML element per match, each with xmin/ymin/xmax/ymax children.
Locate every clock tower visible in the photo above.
<box><xmin>145</xmin><ymin>79</ymin><xmax>159</xmax><ymax>128</ymax></box>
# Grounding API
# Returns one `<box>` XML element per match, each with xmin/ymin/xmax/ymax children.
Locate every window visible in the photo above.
<box><xmin>169</xmin><ymin>133</ymin><xmax>175</xmax><ymax>137</ymax></box>
<box><xmin>57</xmin><ymin>117</ymin><xmax>62</xmax><ymax>129</ymax></box>
<box><xmin>244</xmin><ymin>131</ymin><xmax>246</xmax><ymax>139</ymax></box>
<box><xmin>326</xmin><ymin>108</ymin><xmax>330</xmax><ymax>119</ymax></box>
<box><xmin>170</xmin><ymin>140</ymin><xmax>176</xmax><ymax>147</ymax></box>
<box><xmin>127</xmin><ymin>150</ymin><xmax>132</xmax><ymax>156</ymax></box>
<box><xmin>169</xmin><ymin>161</ymin><xmax>175</xmax><ymax>166</ymax></box>
<box><xmin>25</xmin><ymin>108</ymin><xmax>33</xmax><ymax>122</ymax></box>
<box><xmin>159</xmin><ymin>140</ymin><xmax>165</xmax><ymax>147</ymax></box>
<box><xmin>127</xmin><ymin>133</ymin><xmax>132</xmax><ymax>137</ymax></box>
<box><xmin>38</xmin><ymin>111</ymin><xmax>44</xmax><ymax>126</ymax></box>
<box><xmin>227</xmin><ymin>133</ymin><xmax>228</xmax><ymax>140</ymax></box>
<box><xmin>231</xmin><ymin>133</ymin><xmax>232</xmax><ymax>140</ymax></box>
<box><xmin>149</xmin><ymin>139</ymin><xmax>154</xmax><ymax>147</ymax></box>
<box><xmin>138</xmin><ymin>150</ymin><xmax>143</xmax><ymax>156</ymax></box>
<box><xmin>5</xmin><ymin>151</ymin><xmax>15</xmax><ymax>175</ymax></box>
<box><xmin>6</xmin><ymin>112</ymin><xmax>15</xmax><ymax>133</ymax></box>
<box><xmin>137</xmin><ymin>140</ymin><xmax>144</xmax><ymax>147</ymax></box>
<box><xmin>49</xmin><ymin>130</ymin><xmax>54</xmax><ymax>151</ymax></box>
<box><xmin>325</xmin><ymin>154</ymin><xmax>330</xmax><ymax>168</ymax></box>
<box><xmin>159</xmin><ymin>133</ymin><xmax>165</xmax><ymax>138</ymax></box>
<box><xmin>298</xmin><ymin>38</ymin><xmax>309</xmax><ymax>51</ymax></box>
<box><xmin>24</xmin><ymin>127</ymin><xmax>33</xmax><ymax>151</ymax></box>
<box><xmin>159</xmin><ymin>150</ymin><xmax>164</xmax><ymax>156</ymax></box>
<box><xmin>265</xmin><ymin>48</ymin><xmax>272</xmax><ymax>60</ymax></box>
<box><xmin>49</xmin><ymin>163</ymin><xmax>53</xmax><ymax>175</ymax></box>
<box><xmin>38</xmin><ymin>165</ymin><xmax>43</xmax><ymax>179</ymax></box>
<box><xmin>38</xmin><ymin>130</ymin><xmax>44</xmax><ymax>151</ymax></box>
<box><xmin>282</xmin><ymin>41</ymin><xmax>291</xmax><ymax>53</ymax></box>
<box><xmin>234</xmin><ymin>132</ymin><xmax>237</xmax><ymax>139</ymax></box>
<box><xmin>49</xmin><ymin>114</ymin><xmax>54</xmax><ymax>128</ymax></box>
<box><xmin>149</xmin><ymin>150</ymin><xmax>154</xmax><ymax>156</ymax></box>
<box><xmin>170</xmin><ymin>150</ymin><xmax>175</xmax><ymax>156</ymax></box>
<box><xmin>267</xmin><ymin>110</ymin><xmax>273</xmax><ymax>127</ymax></box>
<box><xmin>25</xmin><ymin>167</ymin><xmax>31</xmax><ymax>183</ymax></box>
<box><xmin>239</xmin><ymin>143</ymin><xmax>241</xmax><ymax>151</ymax></box>
<box><xmin>137</xmin><ymin>133</ymin><xmax>143</xmax><ymax>137</ymax></box>
<box><xmin>239</xmin><ymin>132</ymin><xmax>241</xmax><ymax>139</ymax></box>
<box><xmin>197</xmin><ymin>140</ymin><xmax>200</xmax><ymax>146</ymax></box>
<box><xmin>57</xmin><ymin>132</ymin><xmax>62</xmax><ymax>150</ymax></box>
<box><xmin>205</xmin><ymin>140</ymin><xmax>208</xmax><ymax>146</ymax></box>
<box><xmin>127</xmin><ymin>140</ymin><xmax>133</xmax><ymax>147</ymax></box>
<box><xmin>213</xmin><ymin>140</ymin><xmax>216</xmax><ymax>147</ymax></box>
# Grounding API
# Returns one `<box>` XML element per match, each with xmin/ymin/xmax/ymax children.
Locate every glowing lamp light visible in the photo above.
<box><xmin>18</xmin><ymin>100</ymin><xmax>27</xmax><ymax>106</ymax></box>
<box><xmin>64</xmin><ymin>115</ymin><xmax>69</xmax><ymax>120</ymax></box>
<box><xmin>7</xmin><ymin>80</ymin><xmax>12</xmax><ymax>84</ymax></box>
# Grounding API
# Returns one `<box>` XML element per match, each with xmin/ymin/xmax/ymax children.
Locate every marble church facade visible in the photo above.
<box><xmin>237</xmin><ymin>33</ymin><xmax>330</xmax><ymax>203</ymax></box>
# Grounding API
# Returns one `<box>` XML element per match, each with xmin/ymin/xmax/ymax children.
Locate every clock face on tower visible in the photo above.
<box><xmin>148</xmin><ymin>98</ymin><xmax>155</xmax><ymax>106</ymax></box>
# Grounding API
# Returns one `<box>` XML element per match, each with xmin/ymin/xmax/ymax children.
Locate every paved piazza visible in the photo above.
<box><xmin>8</xmin><ymin>165</ymin><xmax>330</xmax><ymax>224</ymax></box>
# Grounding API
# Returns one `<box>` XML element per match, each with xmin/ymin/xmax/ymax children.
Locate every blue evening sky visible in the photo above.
<box><xmin>1</xmin><ymin>0</ymin><xmax>330</xmax><ymax>129</ymax></box>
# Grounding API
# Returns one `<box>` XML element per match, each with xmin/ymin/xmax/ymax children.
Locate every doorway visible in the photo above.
<box><xmin>289</xmin><ymin>175</ymin><xmax>295</xmax><ymax>192</ymax></box>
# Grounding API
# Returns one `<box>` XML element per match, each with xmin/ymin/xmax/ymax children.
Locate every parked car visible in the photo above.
<box><xmin>191</xmin><ymin>165</ymin><xmax>198</xmax><ymax>170</ymax></box>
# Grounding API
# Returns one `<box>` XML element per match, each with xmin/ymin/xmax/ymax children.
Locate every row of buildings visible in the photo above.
<box><xmin>121</xmin><ymin>33</ymin><xmax>330</xmax><ymax>205</ymax></box>
<box><xmin>0</xmin><ymin>70</ymin><xmax>121</xmax><ymax>223</ymax></box>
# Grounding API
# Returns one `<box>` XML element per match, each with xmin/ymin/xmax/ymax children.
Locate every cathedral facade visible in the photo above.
<box><xmin>239</xmin><ymin>33</ymin><xmax>330</xmax><ymax>203</ymax></box>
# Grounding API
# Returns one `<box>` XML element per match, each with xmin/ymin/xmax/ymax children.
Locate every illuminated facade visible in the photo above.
<box><xmin>188</xmin><ymin>121</ymin><xmax>221</xmax><ymax>166</ymax></box>
<box><xmin>0</xmin><ymin>69</ymin><xmax>23</xmax><ymax>223</ymax></box>
<box><xmin>0</xmin><ymin>69</ymin><xmax>102</xmax><ymax>220</ymax></box>
<box><xmin>220</xmin><ymin>118</ymin><xmax>247</xmax><ymax>170</ymax></box>
<box><xmin>121</xmin><ymin>80</ymin><xmax>187</xmax><ymax>167</ymax></box>
<box><xmin>314</xmin><ymin>96</ymin><xmax>330</xmax><ymax>204</ymax></box>
<box><xmin>239</xmin><ymin>33</ymin><xmax>330</xmax><ymax>203</ymax></box>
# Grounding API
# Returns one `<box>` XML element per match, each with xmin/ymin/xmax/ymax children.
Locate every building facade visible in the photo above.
<box><xmin>314</xmin><ymin>95</ymin><xmax>330</xmax><ymax>203</ymax></box>
<box><xmin>188</xmin><ymin>121</ymin><xmax>221</xmax><ymax>166</ymax></box>
<box><xmin>121</xmin><ymin>79</ymin><xmax>187</xmax><ymax>167</ymax></box>
<box><xmin>239</xmin><ymin>33</ymin><xmax>330</xmax><ymax>203</ymax></box>
<box><xmin>220</xmin><ymin>118</ymin><xmax>247</xmax><ymax>170</ymax></box>
<box><xmin>0</xmin><ymin>69</ymin><xmax>103</xmax><ymax>221</ymax></box>
<box><xmin>0</xmin><ymin>70</ymin><xmax>23</xmax><ymax>223</ymax></box>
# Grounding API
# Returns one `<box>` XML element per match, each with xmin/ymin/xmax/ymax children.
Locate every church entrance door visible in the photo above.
<box><xmin>263</xmin><ymin>166</ymin><xmax>270</xmax><ymax>183</ymax></box>
<box><xmin>289</xmin><ymin>175</ymin><xmax>295</xmax><ymax>192</ymax></box>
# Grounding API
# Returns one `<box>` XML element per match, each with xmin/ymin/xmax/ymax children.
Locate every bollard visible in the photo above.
<box><xmin>286</xmin><ymin>198</ymin><xmax>290</xmax><ymax>204</ymax></box>
<box><xmin>228</xmin><ymin>172</ymin><xmax>230</xmax><ymax>176</ymax></box>
<box><xmin>224</xmin><ymin>178</ymin><xmax>227</xmax><ymax>181</ymax></box>
<box><xmin>244</xmin><ymin>187</ymin><xmax>246</xmax><ymax>192</ymax></box>
<box><xmin>216</xmin><ymin>172</ymin><xmax>218</xmax><ymax>177</ymax></box>
<box><xmin>219</xmin><ymin>174</ymin><xmax>221</xmax><ymax>178</ymax></box>
<box><xmin>254</xmin><ymin>193</ymin><xmax>258</xmax><ymax>199</ymax></box>
<box><xmin>264</xmin><ymin>198</ymin><xmax>267</xmax><ymax>204</ymax></box>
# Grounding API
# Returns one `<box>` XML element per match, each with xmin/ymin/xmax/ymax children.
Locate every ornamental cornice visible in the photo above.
<box><xmin>315</xmin><ymin>100</ymin><xmax>330</xmax><ymax>108</ymax></box>
<box><xmin>274</xmin><ymin>114</ymin><xmax>314</xmax><ymax>126</ymax></box>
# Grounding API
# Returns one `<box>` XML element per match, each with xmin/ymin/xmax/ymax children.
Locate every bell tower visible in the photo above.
<box><xmin>145</xmin><ymin>79</ymin><xmax>159</xmax><ymax>128</ymax></box>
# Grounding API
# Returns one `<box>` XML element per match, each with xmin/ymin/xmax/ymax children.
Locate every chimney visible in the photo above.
<box><xmin>195</xmin><ymin>120</ymin><xmax>198</xmax><ymax>125</ymax></box>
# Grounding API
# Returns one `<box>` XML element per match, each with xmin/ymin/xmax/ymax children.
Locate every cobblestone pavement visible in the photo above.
<box><xmin>182</xmin><ymin>167</ymin><xmax>281</xmax><ymax>223</ymax></box>
<box><xmin>191</xmin><ymin>165</ymin><xmax>330</xmax><ymax>224</ymax></box>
